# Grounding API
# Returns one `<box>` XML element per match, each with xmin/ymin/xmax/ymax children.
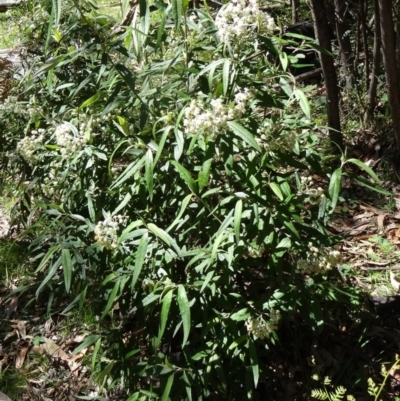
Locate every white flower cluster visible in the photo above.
<box><xmin>54</xmin><ymin>123</ymin><xmax>87</xmax><ymax>158</ymax></box>
<box><xmin>245</xmin><ymin>310</ymin><xmax>281</xmax><ymax>340</ymax></box>
<box><xmin>256</xmin><ymin>126</ymin><xmax>297</xmax><ymax>153</ymax></box>
<box><xmin>94</xmin><ymin>213</ymin><xmax>127</xmax><ymax>250</ymax></box>
<box><xmin>183</xmin><ymin>89</ymin><xmax>252</xmax><ymax>137</ymax></box>
<box><xmin>298</xmin><ymin>176</ymin><xmax>324</xmax><ymax>203</ymax></box>
<box><xmin>16</xmin><ymin>129</ymin><xmax>45</xmax><ymax>164</ymax></box>
<box><xmin>215</xmin><ymin>0</ymin><xmax>275</xmax><ymax>45</ymax></box>
<box><xmin>297</xmin><ymin>243</ymin><xmax>341</xmax><ymax>275</ymax></box>
<box><xmin>247</xmin><ymin>244</ymin><xmax>265</xmax><ymax>259</ymax></box>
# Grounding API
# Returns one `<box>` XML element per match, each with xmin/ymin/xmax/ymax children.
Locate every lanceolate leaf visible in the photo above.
<box><xmin>269</xmin><ymin>182</ymin><xmax>284</xmax><ymax>201</ymax></box>
<box><xmin>293</xmin><ymin>89</ymin><xmax>311</xmax><ymax>119</ymax></box>
<box><xmin>227</xmin><ymin>121</ymin><xmax>262</xmax><ymax>152</ymax></box>
<box><xmin>172</xmin><ymin>0</ymin><xmax>183</xmax><ymax>29</ymax></box>
<box><xmin>198</xmin><ymin>158</ymin><xmax>213</xmax><ymax>190</ymax></box>
<box><xmin>346</xmin><ymin>158</ymin><xmax>381</xmax><ymax>183</ymax></box>
<box><xmin>53</xmin><ymin>0</ymin><xmax>62</xmax><ymax>27</ymax></box>
<box><xmin>131</xmin><ymin>233</ymin><xmax>149</xmax><ymax>290</ymax></box>
<box><xmin>161</xmin><ymin>374</ymin><xmax>175</xmax><ymax>401</ymax></box>
<box><xmin>328</xmin><ymin>168</ymin><xmax>342</xmax><ymax>212</ymax></box>
<box><xmin>148</xmin><ymin>223</ymin><xmax>180</xmax><ymax>254</ymax></box>
<box><xmin>170</xmin><ymin>160</ymin><xmax>197</xmax><ymax>193</ymax></box>
<box><xmin>248</xmin><ymin>339</ymin><xmax>259</xmax><ymax>388</ymax></box>
<box><xmin>167</xmin><ymin>194</ymin><xmax>192</xmax><ymax>232</ymax></box>
<box><xmin>234</xmin><ymin>199</ymin><xmax>243</xmax><ymax>243</ymax></box>
<box><xmin>177</xmin><ymin>285</ymin><xmax>191</xmax><ymax>347</ymax></box>
<box><xmin>61</xmin><ymin>248</ymin><xmax>72</xmax><ymax>294</ymax></box>
<box><xmin>145</xmin><ymin>149</ymin><xmax>154</xmax><ymax>200</ymax></box>
<box><xmin>101</xmin><ymin>279</ymin><xmax>120</xmax><ymax>319</ymax></box>
<box><xmin>157</xmin><ymin>289</ymin><xmax>174</xmax><ymax>344</ymax></box>
<box><xmin>222</xmin><ymin>58</ymin><xmax>230</xmax><ymax>96</ymax></box>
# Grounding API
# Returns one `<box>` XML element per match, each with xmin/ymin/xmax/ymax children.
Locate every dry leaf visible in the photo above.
<box><xmin>15</xmin><ymin>342</ymin><xmax>30</xmax><ymax>369</ymax></box>
<box><xmin>41</xmin><ymin>338</ymin><xmax>70</xmax><ymax>360</ymax></box>
<box><xmin>71</xmin><ymin>333</ymin><xmax>87</xmax><ymax>343</ymax></box>
<box><xmin>6</xmin><ymin>296</ymin><xmax>18</xmax><ymax>318</ymax></box>
<box><xmin>377</xmin><ymin>214</ymin><xmax>387</xmax><ymax>231</ymax></box>
<box><xmin>349</xmin><ymin>224</ymin><xmax>372</xmax><ymax>236</ymax></box>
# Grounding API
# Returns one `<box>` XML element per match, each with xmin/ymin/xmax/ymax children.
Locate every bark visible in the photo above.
<box><xmin>333</xmin><ymin>0</ymin><xmax>356</xmax><ymax>87</ymax></box>
<box><xmin>359</xmin><ymin>0</ymin><xmax>370</xmax><ymax>89</ymax></box>
<box><xmin>396</xmin><ymin>0</ymin><xmax>400</xmax><ymax>76</ymax></box>
<box><xmin>378</xmin><ymin>0</ymin><xmax>400</xmax><ymax>150</ymax></box>
<box><xmin>365</xmin><ymin>0</ymin><xmax>381</xmax><ymax>123</ymax></box>
<box><xmin>310</xmin><ymin>0</ymin><xmax>344</xmax><ymax>152</ymax></box>
<box><xmin>291</xmin><ymin>0</ymin><xmax>299</xmax><ymax>23</ymax></box>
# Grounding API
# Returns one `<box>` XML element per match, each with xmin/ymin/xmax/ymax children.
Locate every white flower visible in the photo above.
<box><xmin>297</xmin><ymin>245</ymin><xmax>341</xmax><ymax>275</ymax></box>
<box><xmin>54</xmin><ymin>122</ymin><xmax>87</xmax><ymax>158</ymax></box>
<box><xmin>246</xmin><ymin>310</ymin><xmax>281</xmax><ymax>340</ymax></box>
<box><xmin>94</xmin><ymin>213</ymin><xmax>127</xmax><ymax>250</ymax></box>
<box><xmin>215</xmin><ymin>0</ymin><xmax>275</xmax><ymax>45</ymax></box>
<box><xmin>16</xmin><ymin>129</ymin><xmax>44</xmax><ymax>164</ymax></box>
<box><xmin>183</xmin><ymin>89</ymin><xmax>252</xmax><ymax>137</ymax></box>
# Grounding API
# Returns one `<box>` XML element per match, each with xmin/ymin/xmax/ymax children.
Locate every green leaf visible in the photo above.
<box><xmin>170</xmin><ymin>160</ymin><xmax>197</xmax><ymax>193</ymax></box>
<box><xmin>269</xmin><ymin>182</ymin><xmax>283</xmax><ymax>201</ymax></box>
<box><xmin>177</xmin><ymin>285</ymin><xmax>191</xmax><ymax>347</ymax></box>
<box><xmin>248</xmin><ymin>339</ymin><xmax>259</xmax><ymax>388</ymax></box>
<box><xmin>200</xmin><ymin>270</ymin><xmax>214</xmax><ymax>293</ymax></box>
<box><xmin>52</xmin><ymin>0</ymin><xmax>62</xmax><ymax>26</ymax></box>
<box><xmin>346</xmin><ymin>158</ymin><xmax>381</xmax><ymax>183</ymax></box>
<box><xmin>174</xmin><ymin>129</ymin><xmax>185</xmax><ymax>161</ymax></box>
<box><xmin>353</xmin><ymin>177</ymin><xmax>392</xmax><ymax>196</ymax></box>
<box><xmin>80</xmin><ymin>92</ymin><xmax>102</xmax><ymax>109</ymax></box>
<box><xmin>157</xmin><ymin>288</ymin><xmax>174</xmax><ymax>344</ymax></box>
<box><xmin>114</xmin><ymin>64</ymin><xmax>136</xmax><ymax>94</ymax></box>
<box><xmin>161</xmin><ymin>374</ymin><xmax>175</xmax><ymax>401</ymax></box>
<box><xmin>110</xmin><ymin>156</ymin><xmax>146</xmax><ymax>189</ymax></box>
<box><xmin>172</xmin><ymin>0</ymin><xmax>182</xmax><ymax>29</ymax></box>
<box><xmin>167</xmin><ymin>194</ymin><xmax>192</xmax><ymax>232</ymax></box>
<box><xmin>113</xmin><ymin>192</ymin><xmax>132</xmax><ymax>216</ymax></box>
<box><xmin>131</xmin><ymin>233</ymin><xmax>149</xmax><ymax>290</ymax></box>
<box><xmin>148</xmin><ymin>223</ymin><xmax>180</xmax><ymax>254</ymax></box>
<box><xmin>145</xmin><ymin>149</ymin><xmax>154</xmax><ymax>200</ymax></box>
<box><xmin>198</xmin><ymin>158</ymin><xmax>212</xmax><ymax>190</ymax></box>
<box><xmin>72</xmin><ymin>334</ymin><xmax>101</xmax><ymax>355</ymax></box>
<box><xmin>35</xmin><ymin>245</ymin><xmax>61</xmax><ymax>274</ymax></box>
<box><xmin>156</xmin><ymin>5</ymin><xmax>171</xmax><ymax>51</ymax></box>
<box><xmin>234</xmin><ymin>199</ymin><xmax>243</xmax><ymax>243</ymax></box>
<box><xmin>61</xmin><ymin>248</ymin><xmax>72</xmax><ymax>294</ymax></box>
<box><xmin>91</xmin><ymin>337</ymin><xmax>101</xmax><ymax>370</ymax></box>
<box><xmin>210</xmin><ymin>231</ymin><xmax>226</xmax><ymax>266</ymax></box>
<box><xmin>222</xmin><ymin>58</ymin><xmax>230</xmax><ymax>96</ymax></box>
<box><xmin>101</xmin><ymin>279</ymin><xmax>120</xmax><ymax>319</ymax></box>
<box><xmin>279</xmin><ymin>52</ymin><xmax>288</xmax><ymax>71</ymax></box>
<box><xmin>227</xmin><ymin>121</ymin><xmax>262</xmax><ymax>152</ymax></box>
<box><xmin>228</xmin><ymin>334</ymin><xmax>248</xmax><ymax>350</ymax></box>
<box><xmin>36</xmin><ymin>256</ymin><xmax>61</xmax><ymax>296</ymax></box>
<box><xmin>293</xmin><ymin>89</ymin><xmax>311</xmax><ymax>119</ymax></box>
<box><xmin>328</xmin><ymin>168</ymin><xmax>342</xmax><ymax>212</ymax></box>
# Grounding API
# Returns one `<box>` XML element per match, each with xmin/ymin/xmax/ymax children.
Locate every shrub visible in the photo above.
<box><xmin>2</xmin><ymin>0</ymin><xmax>355</xmax><ymax>399</ymax></box>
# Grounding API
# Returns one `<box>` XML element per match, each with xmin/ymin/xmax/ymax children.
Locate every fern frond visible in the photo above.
<box><xmin>311</xmin><ymin>389</ymin><xmax>329</xmax><ymax>400</ymax></box>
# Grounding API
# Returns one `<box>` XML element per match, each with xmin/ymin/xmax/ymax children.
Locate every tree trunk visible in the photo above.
<box><xmin>378</xmin><ymin>0</ymin><xmax>400</xmax><ymax>150</ymax></box>
<box><xmin>333</xmin><ymin>0</ymin><xmax>356</xmax><ymax>88</ymax></box>
<box><xmin>359</xmin><ymin>0</ymin><xmax>370</xmax><ymax>90</ymax></box>
<box><xmin>365</xmin><ymin>0</ymin><xmax>381</xmax><ymax>123</ymax></box>
<box><xmin>291</xmin><ymin>0</ymin><xmax>299</xmax><ymax>23</ymax></box>
<box><xmin>310</xmin><ymin>0</ymin><xmax>344</xmax><ymax>152</ymax></box>
<box><xmin>396</xmin><ymin>0</ymin><xmax>400</xmax><ymax>76</ymax></box>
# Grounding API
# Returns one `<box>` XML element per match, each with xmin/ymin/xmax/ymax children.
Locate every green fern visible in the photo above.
<box><xmin>311</xmin><ymin>388</ymin><xmax>329</xmax><ymax>400</ymax></box>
